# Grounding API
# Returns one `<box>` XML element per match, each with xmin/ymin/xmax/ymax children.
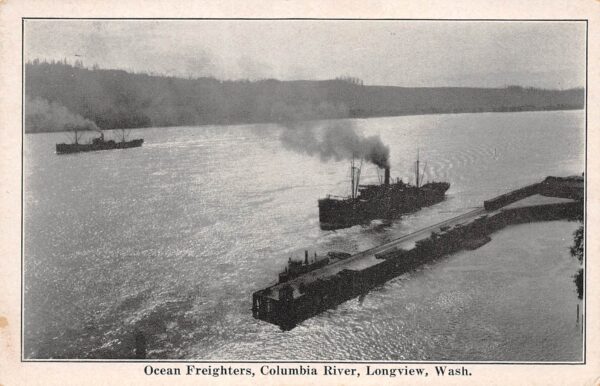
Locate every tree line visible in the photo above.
<box><xmin>25</xmin><ymin>60</ymin><xmax>585</xmax><ymax>133</ymax></box>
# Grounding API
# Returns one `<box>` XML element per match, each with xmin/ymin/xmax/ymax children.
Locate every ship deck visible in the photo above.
<box><xmin>263</xmin><ymin>194</ymin><xmax>578</xmax><ymax>301</ymax></box>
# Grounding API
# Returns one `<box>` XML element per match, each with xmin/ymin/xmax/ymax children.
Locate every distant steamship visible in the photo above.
<box><xmin>56</xmin><ymin>129</ymin><xmax>143</xmax><ymax>155</ymax></box>
<box><xmin>318</xmin><ymin>153</ymin><xmax>450</xmax><ymax>230</ymax></box>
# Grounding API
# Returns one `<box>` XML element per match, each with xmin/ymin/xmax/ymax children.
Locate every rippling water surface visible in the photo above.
<box><xmin>24</xmin><ymin>110</ymin><xmax>584</xmax><ymax>360</ymax></box>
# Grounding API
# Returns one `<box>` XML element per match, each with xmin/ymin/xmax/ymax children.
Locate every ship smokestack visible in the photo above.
<box><xmin>305</xmin><ymin>250</ymin><xmax>309</xmax><ymax>265</ymax></box>
<box><xmin>384</xmin><ymin>167</ymin><xmax>390</xmax><ymax>186</ymax></box>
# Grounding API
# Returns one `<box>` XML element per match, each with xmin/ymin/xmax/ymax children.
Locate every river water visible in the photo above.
<box><xmin>24</xmin><ymin>110</ymin><xmax>584</xmax><ymax>360</ymax></box>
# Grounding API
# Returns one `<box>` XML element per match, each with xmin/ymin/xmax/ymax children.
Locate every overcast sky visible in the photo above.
<box><xmin>25</xmin><ymin>20</ymin><xmax>585</xmax><ymax>89</ymax></box>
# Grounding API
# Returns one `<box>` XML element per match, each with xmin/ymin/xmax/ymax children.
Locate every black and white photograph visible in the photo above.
<box><xmin>20</xmin><ymin>17</ymin><xmax>586</xmax><ymax>365</ymax></box>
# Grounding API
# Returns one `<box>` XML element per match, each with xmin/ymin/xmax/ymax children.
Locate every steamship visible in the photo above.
<box><xmin>56</xmin><ymin>129</ymin><xmax>143</xmax><ymax>155</ymax></box>
<box><xmin>318</xmin><ymin>154</ymin><xmax>450</xmax><ymax>230</ymax></box>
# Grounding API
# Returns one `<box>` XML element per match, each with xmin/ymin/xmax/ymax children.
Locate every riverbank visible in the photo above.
<box><xmin>25</xmin><ymin>61</ymin><xmax>584</xmax><ymax>133</ymax></box>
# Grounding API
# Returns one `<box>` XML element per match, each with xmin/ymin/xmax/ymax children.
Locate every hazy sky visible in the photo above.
<box><xmin>25</xmin><ymin>20</ymin><xmax>585</xmax><ymax>88</ymax></box>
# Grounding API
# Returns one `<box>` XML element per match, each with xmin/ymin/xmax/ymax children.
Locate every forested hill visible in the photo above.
<box><xmin>25</xmin><ymin>61</ymin><xmax>585</xmax><ymax>133</ymax></box>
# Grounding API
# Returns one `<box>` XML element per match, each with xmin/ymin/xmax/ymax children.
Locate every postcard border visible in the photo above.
<box><xmin>20</xmin><ymin>17</ymin><xmax>589</xmax><ymax>364</ymax></box>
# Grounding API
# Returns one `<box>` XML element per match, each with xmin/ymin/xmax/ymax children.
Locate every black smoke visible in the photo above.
<box><xmin>25</xmin><ymin>96</ymin><xmax>98</xmax><ymax>133</ymax></box>
<box><xmin>280</xmin><ymin>120</ymin><xmax>390</xmax><ymax>169</ymax></box>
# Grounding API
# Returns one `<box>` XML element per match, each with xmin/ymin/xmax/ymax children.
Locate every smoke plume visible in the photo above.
<box><xmin>25</xmin><ymin>97</ymin><xmax>98</xmax><ymax>133</ymax></box>
<box><xmin>280</xmin><ymin>121</ymin><xmax>390</xmax><ymax>169</ymax></box>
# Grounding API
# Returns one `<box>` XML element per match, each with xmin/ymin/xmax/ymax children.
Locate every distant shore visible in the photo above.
<box><xmin>25</xmin><ymin>61</ymin><xmax>585</xmax><ymax>134</ymax></box>
<box><xmin>25</xmin><ymin>107</ymin><xmax>584</xmax><ymax>135</ymax></box>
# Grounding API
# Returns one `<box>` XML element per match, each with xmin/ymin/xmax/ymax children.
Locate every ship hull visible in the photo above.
<box><xmin>56</xmin><ymin>139</ymin><xmax>144</xmax><ymax>154</ymax></box>
<box><xmin>319</xmin><ymin>183</ymin><xmax>449</xmax><ymax>230</ymax></box>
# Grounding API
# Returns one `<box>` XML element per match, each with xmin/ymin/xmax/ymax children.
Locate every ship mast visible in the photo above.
<box><xmin>350</xmin><ymin>156</ymin><xmax>363</xmax><ymax>199</ymax></box>
<box><xmin>67</xmin><ymin>124</ymin><xmax>81</xmax><ymax>145</ymax></box>
<box><xmin>415</xmin><ymin>149</ymin><xmax>420</xmax><ymax>189</ymax></box>
<box><xmin>356</xmin><ymin>159</ymin><xmax>362</xmax><ymax>195</ymax></box>
<box><xmin>351</xmin><ymin>158</ymin><xmax>355</xmax><ymax>199</ymax></box>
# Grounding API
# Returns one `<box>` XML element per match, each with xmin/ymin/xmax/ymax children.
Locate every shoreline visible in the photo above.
<box><xmin>24</xmin><ymin>107</ymin><xmax>584</xmax><ymax>135</ymax></box>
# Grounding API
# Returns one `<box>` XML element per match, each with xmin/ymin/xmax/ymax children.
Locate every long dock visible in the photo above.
<box><xmin>252</xmin><ymin>175</ymin><xmax>583</xmax><ymax>330</ymax></box>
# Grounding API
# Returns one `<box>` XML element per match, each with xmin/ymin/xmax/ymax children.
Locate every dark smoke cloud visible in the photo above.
<box><xmin>275</xmin><ymin>100</ymin><xmax>390</xmax><ymax>168</ymax></box>
<box><xmin>280</xmin><ymin>121</ymin><xmax>390</xmax><ymax>169</ymax></box>
<box><xmin>25</xmin><ymin>97</ymin><xmax>98</xmax><ymax>133</ymax></box>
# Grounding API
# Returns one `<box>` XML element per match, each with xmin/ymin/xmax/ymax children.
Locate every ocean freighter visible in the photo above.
<box><xmin>56</xmin><ymin>130</ymin><xmax>143</xmax><ymax>154</ymax></box>
<box><xmin>318</xmin><ymin>154</ymin><xmax>450</xmax><ymax>230</ymax></box>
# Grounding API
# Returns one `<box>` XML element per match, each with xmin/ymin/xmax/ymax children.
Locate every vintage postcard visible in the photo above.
<box><xmin>1</xmin><ymin>0</ymin><xmax>598</xmax><ymax>385</ymax></box>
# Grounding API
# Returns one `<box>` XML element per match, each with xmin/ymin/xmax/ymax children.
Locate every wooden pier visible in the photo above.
<box><xmin>252</xmin><ymin>175</ymin><xmax>583</xmax><ymax>330</ymax></box>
